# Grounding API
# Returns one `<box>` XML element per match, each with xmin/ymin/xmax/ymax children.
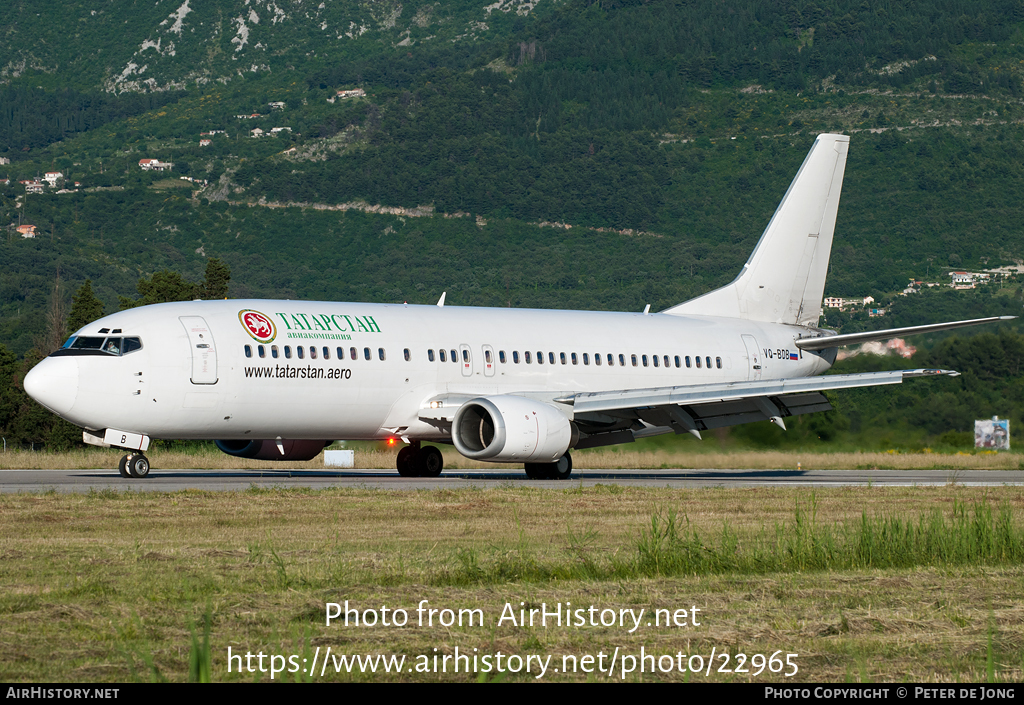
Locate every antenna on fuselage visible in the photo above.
<box><xmin>437</xmin><ymin>292</ymin><xmax>446</xmax><ymax>307</ymax></box>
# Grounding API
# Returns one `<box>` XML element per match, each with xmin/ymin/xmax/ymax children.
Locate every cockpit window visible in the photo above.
<box><xmin>52</xmin><ymin>335</ymin><xmax>143</xmax><ymax>357</ymax></box>
<box><xmin>70</xmin><ymin>336</ymin><xmax>105</xmax><ymax>350</ymax></box>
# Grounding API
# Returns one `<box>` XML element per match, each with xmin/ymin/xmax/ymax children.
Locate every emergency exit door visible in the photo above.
<box><xmin>180</xmin><ymin>316</ymin><xmax>218</xmax><ymax>384</ymax></box>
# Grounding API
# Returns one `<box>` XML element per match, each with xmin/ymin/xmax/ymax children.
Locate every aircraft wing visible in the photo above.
<box><xmin>795</xmin><ymin>316</ymin><xmax>1016</xmax><ymax>351</ymax></box>
<box><xmin>561</xmin><ymin>368</ymin><xmax>959</xmax><ymax>446</ymax></box>
<box><xmin>420</xmin><ymin>369</ymin><xmax>958</xmax><ymax>448</ymax></box>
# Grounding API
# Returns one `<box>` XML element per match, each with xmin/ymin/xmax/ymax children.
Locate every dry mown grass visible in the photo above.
<box><xmin>1</xmin><ymin>485</ymin><xmax>1023</xmax><ymax>682</ymax></box>
<box><xmin>1</xmin><ymin>447</ymin><xmax>1020</xmax><ymax>471</ymax></box>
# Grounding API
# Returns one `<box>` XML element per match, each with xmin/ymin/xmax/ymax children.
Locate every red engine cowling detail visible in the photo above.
<box><xmin>452</xmin><ymin>396</ymin><xmax>572</xmax><ymax>462</ymax></box>
<box><xmin>214</xmin><ymin>439</ymin><xmax>329</xmax><ymax>461</ymax></box>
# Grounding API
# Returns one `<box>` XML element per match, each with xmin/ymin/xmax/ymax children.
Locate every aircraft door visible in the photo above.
<box><xmin>180</xmin><ymin>316</ymin><xmax>218</xmax><ymax>384</ymax></box>
<box><xmin>741</xmin><ymin>334</ymin><xmax>762</xmax><ymax>381</ymax></box>
<box><xmin>482</xmin><ymin>345</ymin><xmax>495</xmax><ymax>377</ymax></box>
<box><xmin>459</xmin><ymin>344</ymin><xmax>473</xmax><ymax>377</ymax></box>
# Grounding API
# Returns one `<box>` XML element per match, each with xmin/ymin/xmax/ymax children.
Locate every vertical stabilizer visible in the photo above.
<box><xmin>663</xmin><ymin>133</ymin><xmax>849</xmax><ymax>325</ymax></box>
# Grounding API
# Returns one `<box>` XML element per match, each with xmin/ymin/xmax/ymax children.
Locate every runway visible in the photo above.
<box><xmin>1</xmin><ymin>467</ymin><xmax>1023</xmax><ymax>492</ymax></box>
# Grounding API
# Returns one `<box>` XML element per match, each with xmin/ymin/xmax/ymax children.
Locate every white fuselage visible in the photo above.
<box><xmin>31</xmin><ymin>299</ymin><xmax>833</xmax><ymax>441</ymax></box>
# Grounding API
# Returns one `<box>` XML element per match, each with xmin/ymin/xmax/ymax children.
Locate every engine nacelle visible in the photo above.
<box><xmin>214</xmin><ymin>439</ymin><xmax>329</xmax><ymax>461</ymax></box>
<box><xmin>452</xmin><ymin>396</ymin><xmax>575</xmax><ymax>463</ymax></box>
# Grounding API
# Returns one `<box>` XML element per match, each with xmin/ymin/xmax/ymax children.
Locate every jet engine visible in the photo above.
<box><xmin>214</xmin><ymin>439</ymin><xmax>330</xmax><ymax>461</ymax></box>
<box><xmin>452</xmin><ymin>396</ymin><xmax>576</xmax><ymax>463</ymax></box>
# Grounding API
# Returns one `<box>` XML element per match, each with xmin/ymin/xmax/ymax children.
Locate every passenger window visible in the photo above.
<box><xmin>618</xmin><ymin>354</ymin><xmax>625</xmax><ymax>366</ymax></box>
<box><xmin>337</xmin><ymin>347</ymin><xmax>345</xmax><ymax>360</ymax></box>
<box><xmin>664</xmin><ymin>355</ymin><xmax>670</xmax><ymax>367</ymax></box>
<box><xmin>428</xmin><ymin>349</ymin><xmax>435</xmax><ymax>362</ymax></box>
<box><xmin>525</xmin><ymin>351</ymin><xmax>532</xmax><ymax>364</ymax></box>
<box><xmin>499</xmin><ymin>351</ymin><xmax>506</xmax><ymax>364</ymax></box>
<box><xmin>595</xmin><ymin>353</ymin><xmax>602</xmax><ymax>366</ymax></box>
<box><xmin>258</xmin><ymin>345</ymin><xmax>266</xmax><ymax>358</ymax></box>
<box><xmin>631</xmin><ymin>354</ymin><xmax>638</xmax><ymax>367</ymax></box>
<box><xmin>364</xmin><ymin>347</ymin><xmax>371</xmax><ymax>361</ymax></box>
<box><xmin>695</xmin><ymin>356</ymin><xmax>701</xmax><ymax>368</ymax></box>
<box><xmin>513</xmin><ymin>351</ymin><xmax>520</xmax><ymax>364</ymax></box>
<box><xmin>451</xmin><ymin>350</ymin><xmax>457</xmax><ymax>363</ymax></box>
<box><xmin>537</xmin><ymin>352</ymin><xmax>544</xmax><ymax>365</ymax></box>
<box><xmin>439</xmin><ymin>349</ymin><xmax>446</xmax><ymax>362</ymax></box>
<box><xmin>652</xmin><ymin>355</ymin><xmax>659</xmax><ymax>368</ymax></box>
<box><xmin>285</xmin><ymin>346</ymin><xmax>292</xmax><ymax>359</ymax></box>
<box><xmin>548</xmin><ymin>352</ymin><xmax>555</xmax><ymax>365</ymax></box>
<box><xmin>716</xmin><ymin>356</ymin><xmax>722</xmax><ymax>369</ymax></box>
<box><xmin>674</xmin><ymin>355</ymin><xmax>680</xmax><ymax>368</ymax></box>
<box><xmin>462</xmin><ymin>349</ymin><xmax>469</xmax><ymax>362</ymax></box>
<box><xmin>350</xmin><ymin>347</ymin><xmax>357</xmax><ymax>360</ymax></box>
<box><xmin>685</xmin><ymin>356</ymin><xmax>691</xmax><ymax>368</ymax></box>
<box><xmin>244</xmin><ymin>345</ymin><xmax>252</xmax><ymax>358</ymax></box>
<box><xmin>706</xmin><ymin>356</ymin><xmax>712</xmax><ymax>369</ymax></box>
<box><xmin>403</xmin><ymin>348</ymin><xmax>410</xmax><ymax>362</ymax></box>
<box><xmin>379</xmin><ymin>348</ymin><xmax>386</xmax><ymax>361</ymax></box>
<box><xmin>583</xmin><ymin>353</ymin><xmax>589</xmax><ymax>365</ymax></box>
<box><xmin>298</xmin><ymin>346</ymin><xmax>305</xmax><ymax>360</ymax></box>
<box><xmin>123</xmin><ymin>337</ymin><xmax>143</xmax><ymax>354</ymax></box>
<box><xmin>271</xmin><ymin>345</ymin><xmax>279</xmax><ymax>359</ymax></box>
<box><xmin>485</xmin><ymin>350</ymin><xmax>492</xmax><ymax>363</ymax></box>
<box><xmin>642</xmin><ymin>355</ymin><xmax>648</xmax><ymax>367</ymax></box>
<box><xmin>560</xmin><ymin>352</ymin><xmax>567</xmax><ymax>365</ymax></box>
<box><xmin>324</xmin><ymin>347</ymin><xmax>330</xmax><ymax>360</ymax></box>
<box><xmin>310</xmin><ymin>347</ymin><xmax>317</xmax><ymax>359</ymax></box>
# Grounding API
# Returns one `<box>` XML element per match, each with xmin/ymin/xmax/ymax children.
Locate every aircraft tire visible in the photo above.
<box><xmin>128</xmin><ymin>454</ymin><xmax>150</xmax><ymax>478</ymax></box>
<box><xmin>523</xmin><ymin>463</ymin><xmax>547</xmax><ymax>480</ymax></box>
<box><xmin>417</xmin><ymin>446</ymin><xmax>444</xmax><ymax>477</ymax></box>
<box><xmin>550</xmin><ymin>452</ymin><xmax>572</xmax><ymax>480</ymax></box>
<box><xmin>396</xmin><ymin>446</ymin><xmax>418</xmax><ymax>477</ymax></box>
<box><xmin>118</xmin><ymin>455</ymin><xmax>130</xmax><ymax>478</ymax></box>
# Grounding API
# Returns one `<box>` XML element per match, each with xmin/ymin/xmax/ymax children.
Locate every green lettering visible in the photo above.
<box><xmin>342</xmin><ymin>315</ymin><xmax>356</xmax><ymax>332</ymax></box>
<box><xmin>290</xmin><ymin>314</ymin><xmax>307</xmax><ymax>330</ymax></box>
<box><xmin>298</xmin><ymin>314</ymin><xmax>314</xmax><ymax>330</ymax></box>
<box><xmin>355</xmin><ymin>317</ymin><xmax>370</xmax><ymax>333</ymax></box>
<box><xmin>311</xmin><ymin>315</ymin><xmax>328</xmax><ymax>331</ymax></box>
<box><xmin>363</xmin><ymin>315</ymin><xmax>381</xmax><ymax>333</ymax></box>
<box><xmin>275</xmin><ymin>313</ymin><xmax>292</xmax><ymax>330</ymax></box>
<box><xmin>330</xmin><ymin>315</ymin><xmax>349</xmax><ymax>332</ymax></box>
<box><xmin>318</xmin><ymin>314</ymin><xmax>336</xmax><ymax>331</ymax></box>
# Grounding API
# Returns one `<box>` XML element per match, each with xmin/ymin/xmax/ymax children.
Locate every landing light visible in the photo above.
<box><xmin>387</xmin><ymin>438</ymin><xmax>396</xmax><ymax>446</ymax></box>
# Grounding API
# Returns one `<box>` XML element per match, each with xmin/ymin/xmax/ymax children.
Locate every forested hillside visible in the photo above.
<box><xmin>3</xmin><ymin>0</ymin><xmax>1024</xmax><ymax>449</ymax></box>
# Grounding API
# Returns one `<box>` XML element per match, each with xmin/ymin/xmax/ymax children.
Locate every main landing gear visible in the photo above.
<box><xmin>118</xmin><ymin>453</ymin><xmax>151</xmax><ymax>479</ymax></box>
<box><xmin>524</xmin><ymin>452</ymin><xmax>573</xmax><ymax>480</ymax></box>
<box><xmin>396</xmin><ymin>442</ymin><xmax>444</xmax><ymax>478</ymax></box>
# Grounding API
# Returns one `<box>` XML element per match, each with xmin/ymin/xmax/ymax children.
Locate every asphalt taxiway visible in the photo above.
<box><xmin>1</xmin><ymin>467</ymin><xmax>1022</xmax><ymax>492</ymax></box>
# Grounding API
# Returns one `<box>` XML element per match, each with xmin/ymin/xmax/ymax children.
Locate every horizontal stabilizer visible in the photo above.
<box><xmin>795</xmin><ymin>316</ymin><xmax>1016</xmax><ymax>351</ymax></box>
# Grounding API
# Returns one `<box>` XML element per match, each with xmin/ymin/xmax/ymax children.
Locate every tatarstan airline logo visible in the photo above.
<box><xmin>239</xmin><ymin>310</ymin><xmax>277</xmax><ymax>343</ymax></box>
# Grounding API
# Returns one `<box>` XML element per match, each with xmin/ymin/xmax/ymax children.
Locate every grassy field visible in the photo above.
<box><xmin>1</xmin><ymin>484</ymin><xmax>1023</xmax><ymax>682</ymax></box>
<box><xmin>1</xmin><ymin>446</ymin><xmax>1021</xmax><ymax>471</ymax></box>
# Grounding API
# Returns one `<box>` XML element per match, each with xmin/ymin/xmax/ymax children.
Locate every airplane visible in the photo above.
<box><xmin>23</xmin><ymin>133</ymin><xmax>1013</xmax><ymax>480</ymax></box>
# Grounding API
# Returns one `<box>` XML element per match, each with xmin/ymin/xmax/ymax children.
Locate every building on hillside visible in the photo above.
<box><xmin>868</xmin><ymin>308</ymin><xmax>886</xmax><ymax>317</ymax></box>
<box><xmin>949</xmin><ymin>271</ymin><xmax>990</xmax><ymax>289</ymax></box>
<box><xmin>200</xmin><ymin>130</ymin><xmax>226</xmax><ymax>136</ymax></box>
<box><xmin>333</xmin><ymin>88</ymin><xmax>366</xmax><ymax>100</ymax></box>
<box><xmin>250</xmin><ymin>128</ymin><xmax>265</xmax><ymax>138</ymax></box>
<box><xmin>270</xmin><ymin>127</ymin><xmax>292</xmax><ymax>135</ymax></box>
<box><xmin>268</xmin><ymin>101</ymin><xmax>286</xmax><ymax>110</ymax></box>
<box><xmin>0</xmin><ymin>157</ymin><xmax>10</xmax><ymax>165</ymax></box>
<box><xmin>17</xmin><ymin>225</ymin><xmax>37</xmax><ymax>238</ymax></box>
<box><xmin>824</xmin><ymin>297</ymin><xmax>844</xmax><ymax>309</ymax></box>
<box><xmin>23</xmin><ymin>181</ymin><xmax>44</xmax><ymax>193</ymax></box>
<box><xmin>200</xmin><ymin>139</ymin><xmax>212</xmax><ymax>147</ymax></box>
<box><xmin>139</xmin><ymin>158</ymin><xmax>173</xmax><ymax>171</ymax></box>
<box><xmin>43</xmin><ymin>171</ymin><xmax>63</xmax><ymax>186</ymax></box>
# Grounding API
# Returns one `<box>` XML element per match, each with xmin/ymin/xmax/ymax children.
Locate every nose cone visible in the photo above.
<box><xmin>24</xmin><ymin>357</ymin><xmax>79</xmax><ymax>416</ymax></box>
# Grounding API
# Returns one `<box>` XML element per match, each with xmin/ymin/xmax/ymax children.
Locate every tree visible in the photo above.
<box><xmin>197</xmin><ymin>258</ymin><xmax>231</xmax><ymax>300</ymax></box>
<box><xmin>36</xmin><ymin>271</ymin><xmax>67</xmax><ymax>355</ymax></box>
<box><xmin>119</xmin><ymin>270</ymin><xmax>197</xmax><ymax>310</ymax></box>
<box><xmin>66</xmin><ymin>280</ymin><xmax>105</xmax><ymax>334</ymax></box>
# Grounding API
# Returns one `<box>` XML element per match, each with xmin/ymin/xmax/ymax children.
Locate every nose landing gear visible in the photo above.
<box><xmin>118</xmin><ymin>453</ymin><xmax>151</xmax><ymax>478</ymax></box>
